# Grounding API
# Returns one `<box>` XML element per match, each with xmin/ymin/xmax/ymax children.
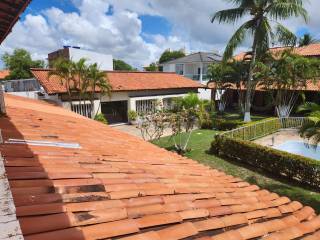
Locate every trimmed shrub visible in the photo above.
<box><xmin>213</xmin><ymin>118</ymin><xmax>242</xmax><ymax>130</ymax></box>
<box><xmin>94</xmin><ymin>113</ymin><xmax>108</xmax><ymax>125</ymax></box>
<box><xmin>211</xmin><ymin>136</ymin><xmax>320</xmax><ymax>188</ymax></box>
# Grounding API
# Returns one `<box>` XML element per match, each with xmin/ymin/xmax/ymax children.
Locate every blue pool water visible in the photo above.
<box><xmin>275</xmin><ymin>141</ymin><xmax>320</xmax><ymax>160</ymax></box>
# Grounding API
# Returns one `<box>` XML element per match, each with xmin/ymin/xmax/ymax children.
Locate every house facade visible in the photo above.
<box><xmin>159</xmin><ymin>51</ymin><xmax>222</xmax><ymax>100</ymax></box>
<box><xmin>31</xmin><ymin>69</ymin><xmax>203</xmax><ymax>124</ymax></box>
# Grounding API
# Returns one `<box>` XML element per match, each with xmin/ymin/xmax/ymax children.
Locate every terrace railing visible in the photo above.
<box><xmin>219</xmin><ymin>117</ymin><xmax>308</xmax><ymax>141</ymax></box>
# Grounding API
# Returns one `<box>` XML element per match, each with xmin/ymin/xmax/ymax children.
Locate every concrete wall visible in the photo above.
<box><xmin>162</xmin><ymin>64</ymin><xmax>175</xmax><ymax>72</ymax></box>
<box><xmin>69</xmin><ymin>48</ymin><xmax>113</xmax><ymax>71</ymax></box>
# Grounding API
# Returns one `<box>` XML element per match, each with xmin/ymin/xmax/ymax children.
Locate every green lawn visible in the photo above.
<box><xmin>152</xmin><ymin>129</ymin><xmax>320</xmax><ymax>213</ymax></box>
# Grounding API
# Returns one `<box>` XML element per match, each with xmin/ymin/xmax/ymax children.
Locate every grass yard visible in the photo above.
<box><xmin>152</xmin><ymin>129</ymin><xmax>320</xmax><ymax>213</ymax></box>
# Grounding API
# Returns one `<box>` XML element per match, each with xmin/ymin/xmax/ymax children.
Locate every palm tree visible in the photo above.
<box><xmin>87</xmin><ymin>63</ymin><xmax>112</xmax><ymax>118</ymax></box>
<box><xmin>212</xmin><ymin>0</ymin><xmax>308</xmax><ymax>122</ymax></box>
<box><xmin>297</xmin><ymin>102</ymin><xmax>320</xmax><ymax>146</ymax></box>
<box><xmin>49</xmin><ymin>58</ymin><xmax>75</xmax><ymax>109</ymax></box>
<box><xmin>298</xmin><ymin>33</ymin><xmax>320</xmax><ymax>47</ymax></box>
<box><xmin>71</xmin><ymin>58</ymin><xmax>90</xmax><ymax>116</ymax></box>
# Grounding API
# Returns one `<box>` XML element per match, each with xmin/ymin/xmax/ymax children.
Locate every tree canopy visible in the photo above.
<box><xmin>159</xmin><ymin>49</ymin><xmax>185</xmax><ymax>63</ymax></box>
<box><xmin>144</xmin><ymin>62</ymin><xmax>158</xmax><ymax>72</ymax></box>
<box><xmin>298</xmin><ymin>33</ymin><xmax>319</xmax><ymax>47</ymax></box>
<box><xmin>2</xmin><ymin>48</ymin><xmax>45</xmax><ymax>80</ymax></box>
<box><xmin>113</xmin><ymin>59</ymin><xmax>135</xmax><ymax>71</ymax></box>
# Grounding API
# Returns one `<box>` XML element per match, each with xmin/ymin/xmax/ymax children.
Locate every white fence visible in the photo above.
<box><xmin>219</xmin><ymin>117</ymin><xmax>308</xmax><ymax>141</ymax></box>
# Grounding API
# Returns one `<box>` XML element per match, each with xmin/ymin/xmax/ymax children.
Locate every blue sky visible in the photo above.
<box><xmin>1</xmin><ymin>0</ymin><xmax>319</xmax><ymax>68</ymax></box>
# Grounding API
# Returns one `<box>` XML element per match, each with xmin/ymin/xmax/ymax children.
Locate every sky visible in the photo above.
<box><xmin>1</xmin><ymin>0</ymin><xmax>320</xmax><ymax>69</ymax></box>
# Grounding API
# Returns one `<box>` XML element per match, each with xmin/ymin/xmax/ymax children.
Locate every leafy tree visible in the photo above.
<box><xmin>2</xmin><ymin>48</ymin><xmax>44</xmax><ymax>80</ymax></box>
<box><xmin>159</xmin><ymin>49</ymin><xmax>185</xmax><ymax>63</ymax></box>
<box><xmin>207</xmin><ymin>61</ymin><xmax>250</xmax><ymax>113</ymax></box>
<box><xmin>113</xmin><ymin>59</ymin><xmax>135</xmax><ymax>71</ymax></box>
<box><xmin>212</xmin><ymin>0</ymin><xmax>308</xmax><ymax>122</ymax></box>
<box><xmin>298</xmin><ymin>33</ymin><xmax>320</xmax><ymax>47</ymax></box>
<box><xmin>145</xmin><ymin>62</ymin><xmax>158</xmax><ymax>71</ymax></box>
<box><xmin>297</xmin><ymin>102</ymin><xmax>320</xmax><ymax>146</ymax></box>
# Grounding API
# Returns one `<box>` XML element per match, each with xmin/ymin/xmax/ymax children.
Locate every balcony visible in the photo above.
<box><xmin>183</xmin><ymin>74</ymin><xmax>209</xmax><ymax>81</ymax></box>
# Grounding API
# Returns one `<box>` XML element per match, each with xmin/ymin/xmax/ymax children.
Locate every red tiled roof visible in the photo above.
<box><xmin>0</xmin><ymin>69</ymin><xmax>10</xmax><ymax>79</ymax></box>
<box><xmin>31</xmin><ymin>69</ymin><xmax>204</xmax><ymax>94</ymax></box>
<box><xmin>1</xmin><ymin>94</ymin><xmax>320</xmax><ymax>239</ymax></box>
<box><xmin>234</xmin><ymin>43</ymin><xmax>320</xmax><ymax>61</ymax></box>
<box><xmin>208</xmin><ymin>80</ymin><xmax>320</xmax><ymax>92</ymax></box>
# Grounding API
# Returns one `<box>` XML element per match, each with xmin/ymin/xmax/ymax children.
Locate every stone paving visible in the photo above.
<box><xmin>111</xmin><ymin>124</ymin><xmax>173</xmax><ymax>139</ymax></box>
<box><xmin>254</xmin><ymin>129</ymin><xmax>304</xmax><ymax>147</ymax></box>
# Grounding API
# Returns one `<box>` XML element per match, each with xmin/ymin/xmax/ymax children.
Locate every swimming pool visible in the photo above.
<box><xmin>275</xmin><ymin>141</ymin><xmax>320</xmax><ymax>160</ymax></box>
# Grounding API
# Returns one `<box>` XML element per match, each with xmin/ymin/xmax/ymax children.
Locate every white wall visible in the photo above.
<box><xmin>69</xmin><ymin>48</ymin><xmax>113</xmax><ymax>71</ymax></box>
<box><xmin>8</xmin><ymin>91</ymin><xmax>39</xmax><ymax>99</ymax></box>
<box><xmin>162</xmin><ymin>64</ymin><xmax>175</xmax><ymax>72</ymax></box>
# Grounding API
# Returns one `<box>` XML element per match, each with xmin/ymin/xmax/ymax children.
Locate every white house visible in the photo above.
<box><xmin>31</xmin><ymin>69</ymin><xmax>204</xmax><ymax>124</ymax></box>
<box><xmin>48</xmin><ymin>46</ymin><xmax>113</xmax><ymax>71</ymax></box>
<box><xmin>159</xmin><ymin>51</ymin><xmax>222</xmax><ymax>100</ymax></box>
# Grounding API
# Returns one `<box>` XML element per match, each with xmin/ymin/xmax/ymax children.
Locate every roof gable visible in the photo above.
<box><xmin>161</xmin><ymin>52</ymin><xmax>222</xmax><ymax>65</ymax></box>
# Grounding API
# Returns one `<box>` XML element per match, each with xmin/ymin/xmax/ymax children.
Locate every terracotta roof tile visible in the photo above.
<box><xmin>31</xmin><ymin>69</ymin><xmax>204</xmax><ymax>94</ymax></box>
<box><xmin>1</xmin><ymin>93</ymin><xmax>320</xmax><ymax>239</ymax></box>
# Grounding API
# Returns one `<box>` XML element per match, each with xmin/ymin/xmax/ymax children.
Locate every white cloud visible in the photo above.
<box><xmin>1</xmin><ymin>0</ymin><xmax>319</xmax><ymax>69</ymax></box>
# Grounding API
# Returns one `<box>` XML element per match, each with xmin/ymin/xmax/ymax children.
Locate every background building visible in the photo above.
<box><xmin>48</xmin><ymin>46</ymin><xmax>114</xmax><ymax>71</ymax></box>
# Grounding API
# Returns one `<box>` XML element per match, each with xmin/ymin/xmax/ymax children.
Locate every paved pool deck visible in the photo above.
<box><xmin>253</xmin><ymin>129</ymin><xmax>304</xmax><ymax>147</ymax></box>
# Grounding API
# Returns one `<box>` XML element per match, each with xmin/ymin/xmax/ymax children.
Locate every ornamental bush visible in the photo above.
<box><xmin>94</xmin><ymin>113</ymin><xmax>108</xmax><ymax>125</ymax></box>
<box><xmin>211</xmin><ymin>136</ymin><xmax>320</xmax><ymax>188</ymax></box>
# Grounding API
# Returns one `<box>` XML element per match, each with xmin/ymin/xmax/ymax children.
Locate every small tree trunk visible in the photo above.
<box><xmin>244</xmin><ymin>29</ymin><xmax>259</xmax><ymax>122</ymax></box>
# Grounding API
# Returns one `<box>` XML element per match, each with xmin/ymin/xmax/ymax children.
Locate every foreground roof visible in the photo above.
<box><xmin>0</xmin><ymin>0</ymin><xmax>31</xmax><ymax>44</ymax></box>
<box><xmin>234</xmin><ymin>43</ymin><xmax>320</xmax><ymax>61</ymax></box>
<box><xmin>0</xmin><ymin>94</ymin><xmax>320</xmax><ymax>240</ymax></box>
<box><xmin>31</xmin><ymin>69</ymin><xmax>204</xmax><ymax>94</ymax></box>
<box><xmin>160</xmin><ymin>52</ymin><xmax>222</xmax><ymax>65</ymax></box>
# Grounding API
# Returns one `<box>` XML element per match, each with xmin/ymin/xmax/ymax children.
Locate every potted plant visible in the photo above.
<box><xmin>128</xmin><ymin>110</ymin><xmax>138</xmax><ymax>125</ymax></box>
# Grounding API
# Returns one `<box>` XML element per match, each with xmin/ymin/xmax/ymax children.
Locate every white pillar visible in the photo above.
<box><xmin>129</xmin><ymin>98</ymin><xmax>136</xmax><ymax>112</ymax></box>
<box><xmin>199</xmin><ymin>62</ymin><xmax>203</xmax><ymax>83</ymax></box>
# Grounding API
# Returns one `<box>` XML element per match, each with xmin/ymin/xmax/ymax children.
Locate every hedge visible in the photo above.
<box><xmin>211</xmin><ymin>135</ymin><xmax>320</xmax><ymax>188</ymax></box>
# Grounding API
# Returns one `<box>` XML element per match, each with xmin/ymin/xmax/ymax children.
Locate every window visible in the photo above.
<box><xmin>175</xmin><ymin>64</ymin><xmax>184</xmax><ymax>75</ymax></box>
<box><xmin>136</xmin><ymin>99</ymin><xmax>157</xmax><ymax>115</ymax></box>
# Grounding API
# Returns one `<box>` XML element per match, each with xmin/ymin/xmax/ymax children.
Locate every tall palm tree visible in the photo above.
<box><xmin>297</xmin><ymin>102</ymin><xmax>320</xmax><ymax>146</ymax></box>
<box><xmin>49</xmin><ymin>58</ymin><xmax>74</xmax><ymax>108</ymax></box>
<box><xmin>212</xmin><ymin>0</ymin><xmax>308</xmax><ymax>122</ymax></box>
<box><xmin>298</xmin><ymin>33</ymin><xmax>320</xmax><ymax>47</ymax></box>
<box><xmin>71</xmin><ymin>58</ymin><xmax>90</xmax><ymax>116</ymax></box>
<box><xmin>87</xmin><ymin>63</ymin><xmax>112</xmax><ymax>118</ymax></box>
